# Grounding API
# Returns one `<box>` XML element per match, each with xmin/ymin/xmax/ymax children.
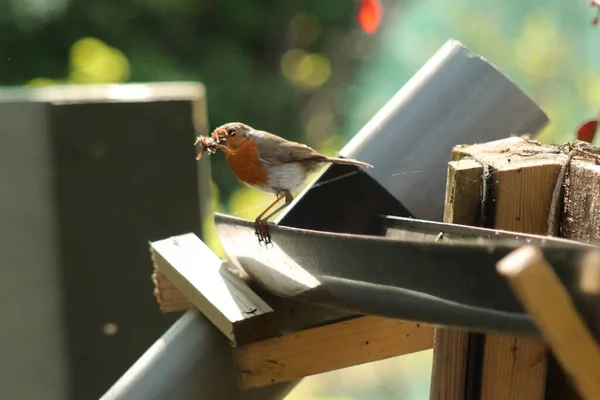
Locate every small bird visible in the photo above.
<box><xmin>196</xmin><ymin>122</ymin><xmax>373</xmax><ymax>244</ymax></box>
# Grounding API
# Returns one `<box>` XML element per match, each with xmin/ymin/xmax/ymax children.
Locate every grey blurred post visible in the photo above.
<box><xmin>279</xmin><ymin>39</ymin><xmax>549</xmax><ymax>228</ymax></box>
<box><xmin>101</xmin><ymin>310</ymin><xmax>297</xmax><ymax>400</ymax></box>
<box><xmin>0</xmin><ymin>83</ymin><xmax>211</xmax><ymax>400</ymax></box>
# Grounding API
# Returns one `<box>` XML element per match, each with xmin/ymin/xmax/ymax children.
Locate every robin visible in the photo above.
<box><xmin>195</xmin><ymin>122</ymin><xmax>373</xmax><ymax>244</ymax></box>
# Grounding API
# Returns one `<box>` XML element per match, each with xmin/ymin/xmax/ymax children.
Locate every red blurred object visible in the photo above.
<box><xmin>357</xmin><ymin>0</ymin><xmax>382</xmax><ymax>35</ymax></box>
<box><xmin>591</xmin><ymin>0</ymin><xmax>600</xmax><ymax>26</ymax></box>
<box><xmin>577</xmin><ymin>119</ymin><xmax>599</xmax><ymax>143</ymax></box>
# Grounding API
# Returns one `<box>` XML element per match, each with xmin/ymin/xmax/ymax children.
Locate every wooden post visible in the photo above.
<box><xmin>431</xmin><ymin>137</ymin><xmax>568</xmax><ymax>399</ymax></box>
<box><xmin>543</xmin><ymin>155</ymin><xmax>600</xmax><ymax>399</ymax></box>
<box><xmin>430</xmin><ymin>159</ymin><xmax>483</xmax><ymax>400</ymax></box>
<box><xmin>497</xmin><ymin>246</ymin><xmax>600</xmax><ymax>400</ymax></box>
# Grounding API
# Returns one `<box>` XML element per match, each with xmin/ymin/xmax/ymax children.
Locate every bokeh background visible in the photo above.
<box><xmin>2</xmin><ymin>0</ymin><xmax>599</xmax><ymax>398</ymax></box>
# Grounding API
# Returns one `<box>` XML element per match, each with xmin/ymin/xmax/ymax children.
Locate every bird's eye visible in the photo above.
<box><xmin>227</xmin><ymin>128</ymin><xmax>236</xmax><ymax>136</ymax></box>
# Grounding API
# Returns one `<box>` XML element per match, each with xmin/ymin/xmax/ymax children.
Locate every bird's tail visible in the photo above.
<box><xmin>325</xmin><ymin>156</ymin><xmax>373</xmax><ymax>169</ymax></box>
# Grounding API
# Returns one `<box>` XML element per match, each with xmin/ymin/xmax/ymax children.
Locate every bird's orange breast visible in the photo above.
<box><xmin>224</xmin><ymin>139</ymin><xmax>269</xmax><ymax>186</ymax></box>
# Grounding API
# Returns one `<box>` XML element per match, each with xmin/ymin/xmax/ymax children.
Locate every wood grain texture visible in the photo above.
<box><xmin>562</xmin><ymin>160</ymin><xmax>600</xmax><ymax>244</ymax></box>
<box><xmin>479</xmin><ymin>333</ymin><xmax>547</xmax><ymax>400</ymax></box>
<box><xmin>443</xmin><ymin>159</ymin><xmax>484</xmax><ymax>226</ymax></box>
<box><xmin>430</xmin><ymin>328</ymin><xmax>471</xmax><ymax>400</ymax></box>
<box><xmin>150</xmin><ymin>233</ymin><xmax>278</xmax><ymax>345</ymax></box>
<box><xmin>548</xmin><ymin>157</ymin><xmax>600</xmax><ymax>399</ymax></box>
<box><xmin>434</xmin><ymin>137</ymin><xmax>567</xmax><ymax>400</ymax></box>
<box><xmin>151</xmin><ymin>270</ymin><xmax>192</xmax><ymax>313</ymax></box>
<box><xmin>469</xmin><ymin>138</ymin><xmax>559</xmax><ymax>400</ymax></box>
<box><xmin>234</xmin><ymin>316</ymin><xmax>434</xmax><ymax>389</ymax></box>
<box><xmin>430</xmin><ymin>159</ymin><xmax>483</xmax><ymax>400</ymax></box>
<box><xmin>497</xmin><ymin>246</ymin><xmax>600</xmax><ymax>400</ymax></box>
<box><xmin>490</xmin><ymin>161</ymin><xmax>559</xmax><ymax>235</ymax></box>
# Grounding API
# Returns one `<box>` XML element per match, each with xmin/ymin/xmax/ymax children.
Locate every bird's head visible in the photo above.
<box><xmin>210</xmin><ymin>122</ymin><xmax>253</xmax><ymax>151</ymax></box>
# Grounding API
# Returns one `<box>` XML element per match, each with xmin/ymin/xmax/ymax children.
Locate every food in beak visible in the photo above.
<box><xmin>194</xmin><ymin>135</ymin><xmax>219</xmax><ymax>160</ymax></box>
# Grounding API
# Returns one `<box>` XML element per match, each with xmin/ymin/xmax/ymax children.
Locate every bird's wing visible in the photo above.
<box><xmin>251</xmin><ymin>130</ymin><xmax>327</xmax><ymax>166</ymax></box>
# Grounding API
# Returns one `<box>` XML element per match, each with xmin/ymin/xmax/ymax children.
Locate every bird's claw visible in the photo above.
<box><xmin>254</xmin><ymin>220</ymin><xmax>272</xmax><ymax>247</ymax></box>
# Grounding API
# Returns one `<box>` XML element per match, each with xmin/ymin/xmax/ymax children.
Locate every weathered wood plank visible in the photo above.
<box><xmin>546</xmin><ymin>152</ymin><xmax>600</xmax><ymax>399</ymax></box>
<box><xmin>151</xmin><ymin>270</ymin><xmax>192</xmax><ymax>313</ymax></box>
<box><xmin>432</xmin><ymin>136</ymin><xmax>567</xmax><ymax>400</ymax></box>
<box><xmin>479</xmin><ymin>333</ymin><xmax>547</xmax><ymax>400</ymax></box>
<box><xmin>562</xmin><ymin>160</ymin><xmax>600</xmax><ymax>244</ymax></box>
<box><xmin>467</xmin><ymin>137</ymin><xmax>557</xmax><ymax>400</ymax></box>
<box><xmin>430</xmin><ymin>328</ymin><xmax>471</xmax><ymax>400</ymax></box>
<box><xmin>443</xmin><ymin>159</ymin><xmax>484</xmax><ymax>226</ymax></box>
<box><xmin>234</xmin><ymin>316</ymin><xmax>434</xmax><ymax>389</ymax></box>
<box><xmin>497</xmin><ymin>246</ymin><xmax>600</xmax><ymax>400</ymax></box>
<box><xmin>430</xmin><ymin>159</ymin><xmax>483</xmax><ymax>400</ymax></box>
<box><xmin>150</xmin><ymin>233</ymin><xmax>277</xmax><ymax>345</ymax></box>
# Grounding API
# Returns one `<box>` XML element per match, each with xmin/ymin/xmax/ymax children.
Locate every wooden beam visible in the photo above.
<box><xmin>545</xmin><ymin>152</ymin><xmax>600</xmax><ymax>399</ymax></box>
<box><xmin>562</xmin><ymin>159</ymin><xmax>600</xmax><ymax>243</ymax></box>
<box><xmin>150</xmin><ymin>233</ymin><xmax>278</xmax><ymax>345</ymax></box>
<box><xmin>476</xmin><ymin>139</ymin><xmax>557</xmax><ymax>400</ymax></box>
<box><xmin>497</xmin><ymin>245</ymin><xmax>600</xmax><ymax>400</ymax></box>
<box><xmin>443</xmin><ymin>158</ymin><xmax>484</xmax><ymax>225</ymax></box>
<box><xmin>430</xmin><ymin>329</ymin><xmax>470</xmax><ymax>400</ymax></box>
<box><xmin>152</xmin><ymin>257</ymin><xmax>361</xmax><ymax>335</ymax></box>
<box><xmin>151</xmin><ymin>254</ymin><xmax>434</xmax><ymax>389</ymax></box>
<box><xmin>233</xmin><ymin>316</ymin><xmax>434</xmax><ymax>389</ymax></box>
<box><xmin>151</xmin><ymin>269</ymin><xmax>192</xmax><ymax>313</ymax></box>
<box><xmin>479</xmin><ymin>333</ymin><xmax>547</xmax><ymax>399</ymax></box>
<box><xmin>151</xmin><ymin>254</ymin><xmax>434</xmax><ymax>388</ymax></box>
<box><xmin>430</xmin><ymin>159</ymin><xmax>483</xmax><ymax>400</ymax></box>
<box><xmin>432</xmin><ymin>136</ymin><xmax>567</xmax><ymax>400</ymax></box>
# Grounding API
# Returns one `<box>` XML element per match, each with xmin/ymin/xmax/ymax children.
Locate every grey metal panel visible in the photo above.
<box><xmin>215</xmin><ymin>212</ymin><xmax>596</xmax><ymax>335</ymax></box>
<box><xmin>0</xmin><ymin>102</ymin><xmax>68</xmax><ymax>400</ymax></box>
<box><xmin>100</xmin><ymin>310</ymin><xmax>297</xmax><ymax>400</ymax></box>
<box><xmin>279</xmin><ymin>39</ymin><xmax>549</xmax><ymax>225</ymax></box>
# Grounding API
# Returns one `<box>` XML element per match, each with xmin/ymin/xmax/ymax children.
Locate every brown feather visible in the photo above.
<box><xmin>251</xmin><ymin>130</ymin><xmax>323</xmax><ymax>165</ymax></box>
<box><xmin>324</xmin><ymin>157</ymin><xmax>373</xmax><ymax>168</ymax></box>
<box><xmin>251</xmin><ymin>130</ymin><xmax>372</xmax><ymax>169</ymax></box>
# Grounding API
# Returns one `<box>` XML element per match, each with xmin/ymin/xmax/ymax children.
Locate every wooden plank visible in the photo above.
<box><xmin>432</xmin><ymin>137</ymin><xmax>568</xmax><ymax>399</ymax></box>
<box><xmin>479</xmin><ymin>333</ymin><xmax>547</xmax><ymax>399</ymax></box>
<box><xmin>579</xmin><ymin>250</ymin><xmax>600</xmax><ymax>336</ymax></box>
<box><xmin>470</xmin><ymin>138</ymin><xmax>558</xmax><ymax>400</ymax></box>
<box><xmin>430</xmin><ymin>159</ymin><xmax>483</xmax><ymax>400</ymax></box>
<box><xmin>151</xmin><ymin>270</ymin><xmax>192</xmax><ymax>313</ymax></box>
<box><xmin>497</xmin><ymin>245</ymin><xmax>600</xmax><ymax>400</ymax></box>
<box><xmin>152</xmin><ymin>257</ymin><xmax>358</xmax><ymax>334</ymax></box>
<box><xmin>430</xmin><ymin>328</ymin><xmax>471</xmax><ymax>400</ymax></box>
<box><xmin>562</xmin><ymin>159</ymin><xmax>600</xmax><ymax>243</ymax></box>
<box><xmin>462</xmin><ymin>138</ymin><xmax>600</xmax><ymax>400</ymax></box>
<box><xmin>443</xmin><ymin>159</ymin><xmax>484</xmax><ymax>225</ymax></box>
<box><xmin>487</xmin><ymin>154</ymin><xmax>559</xmax><ymax>234</ymax></box>
<box><xmin>234</xmin><ymin>316</ymin><xmax>434</xmax><ymax>389</ymax></box>
<box><xmin>547</xmin><ymin>154</ymin><xmax>600</xmax><ymax>399</ymax></box>
<box><xmin>150</xmin><ymin>233</ymin><xmax>278</xmax><ymax>345</ymax></box>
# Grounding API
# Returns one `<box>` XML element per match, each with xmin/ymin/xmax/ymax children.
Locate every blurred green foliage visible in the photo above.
<box><xmin>0</xmin><ymin>0</ymin><xmax>360</xmax><ymax>213</ymax></box>
<box><xmin>3</xmin><ymin>0</ymin><xmax>600</xmax><ymax>398</ymax></box>
<box><xmin>345</xmin><ymin>0</ymin><xmax>600</xmax><ymax>147</ymax></box>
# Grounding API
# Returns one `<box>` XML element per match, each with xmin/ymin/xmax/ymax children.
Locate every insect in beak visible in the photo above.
<box><xmin>194</xmin><ymin>135</ymin><xmax>219</xmax><ymax>160</ymax></box>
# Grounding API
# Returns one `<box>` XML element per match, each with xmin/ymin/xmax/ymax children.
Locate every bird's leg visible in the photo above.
<box><xmin>254</xmin><ymin>193</ymin><xmax>285</xmax><ymax>243</ymax></box>
<box><xmin>256</xmin><ymin>191</ymin><xmax>294</xmax><ymax>245</ymax></box>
